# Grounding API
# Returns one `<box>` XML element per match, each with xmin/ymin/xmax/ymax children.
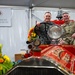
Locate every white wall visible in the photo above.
<box><xmin>0</xmin><ymin>7</ymin><xmax>29</xmax><ymax>61</ymax></box>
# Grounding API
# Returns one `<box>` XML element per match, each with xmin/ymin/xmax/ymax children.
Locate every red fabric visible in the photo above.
<box><xmin>33</xmin><ymin>51</ymin><xmax>41</xmax><ymax>56</ymax></box>
<box><xmin>24</xmin><ymin>50</ymin><xmax>33</xmax><ymax>58</ymax></box>
<box><xmin>39</xmin><ymin>45</ymin><xmax>49</xmax><ymax>50</ymax></box>
<box><xmin>61</xmin><ymin>45</ymin><xmax>75</xmax><ymax>55</ymax></box>
<box><xmin>24</xmin><ymin>54</ymin><xmax>31</xmax><ymax>58</ymax></box>
<box><xmin>52</xmin><ymin>20</ymin><xmax>64</xmax><ymax>25</ymax></box>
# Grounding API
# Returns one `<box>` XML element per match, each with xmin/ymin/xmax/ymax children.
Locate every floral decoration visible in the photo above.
<box><xmin>0</xmin><ymin>44</ymin><xmax>13</xmax><ymax>75</ymax></box>
<box><xmin>28</xmin><ymin>27</ymin><xmax>38</xmax><ymax>41</ymax></box>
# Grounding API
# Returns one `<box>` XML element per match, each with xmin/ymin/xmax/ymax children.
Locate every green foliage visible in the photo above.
<box><xmin>0</xmin><ymin>62</ymin><xmax>13</xmax><ymax>75</ymax></box>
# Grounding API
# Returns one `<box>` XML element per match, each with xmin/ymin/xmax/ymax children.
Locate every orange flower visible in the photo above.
<box><xmin>0</xmin><ymin>58</ymin><xmax>4</xmax><ymax>63</ymax></box>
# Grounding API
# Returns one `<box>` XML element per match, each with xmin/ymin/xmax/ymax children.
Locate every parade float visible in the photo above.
<box><xmin>4</xmin><ymin>20</ymin><xmax>75</xmax><ymax>75</ymax></box>
<box><xmin>4</xmin><ymin>11</ymin><xmax>75</xmax><ymax>75</ymax></box>
<box><xmin>0</xmin><ymin>44</ymin><xmax>13</xmax><ymax>75</ymax></box>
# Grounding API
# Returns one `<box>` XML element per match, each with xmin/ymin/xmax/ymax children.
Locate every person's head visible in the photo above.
<box><xmin>62</xmin><ymin>12</ymin><xmax>70</xmax><ymax>23</ymax></box>
<box><xmin>44</xmin><ymin>12</ymin><xmax>51</xmax><ymax>22</ymax></box>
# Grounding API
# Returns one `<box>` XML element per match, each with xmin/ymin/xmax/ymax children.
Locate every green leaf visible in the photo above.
<box><xmin>0</xmin><ymin>70</ymin><xmax>2</xmax><ymax>75</ymax></box>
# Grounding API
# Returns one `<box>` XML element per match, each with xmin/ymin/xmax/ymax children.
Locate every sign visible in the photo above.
<box><xmin>44</xmin><ymin>46</ymin><xmax>75</xmax><ymax>74</ymax></box>
<box><xmin>0</xmin><ymin>8</ymin><xmax>12</xmax><ymax>27</ymax></box>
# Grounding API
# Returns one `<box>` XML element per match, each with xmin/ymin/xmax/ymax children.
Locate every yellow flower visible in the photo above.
<box><xmin>28</xmin><ymin>37</ymin><xmax>31</xmax><ymax>41</ymax></box>
<box><xmin>3</xmin><ymin>55</ymin><xmax>11</xmax><ymax>62</ymax></box>
<box><xmin>31</xmin><ymin>32</ymin><xmax>37</xmax><ymax>38</ymax></box>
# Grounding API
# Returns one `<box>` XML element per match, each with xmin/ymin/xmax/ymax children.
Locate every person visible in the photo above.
<box><xmin>58</xmin><ymin>12</ymin><xmax>75</xmax><ymax>45</ymax></box>
<box><xmin>34</xmin><ymin>12</ymin><xmax>55</xmax><ymax>44</ymax></box>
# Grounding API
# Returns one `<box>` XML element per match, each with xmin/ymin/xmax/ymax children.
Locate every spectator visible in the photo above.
<box><xmin>34</xmin><ymin>12</ymin><xmax>55</xmax><ymax>44</ymax></box>
<box><xmin>58</xmin><ymin>12</ymin><xmax>75</xmax><ymax>45</ymax></box>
